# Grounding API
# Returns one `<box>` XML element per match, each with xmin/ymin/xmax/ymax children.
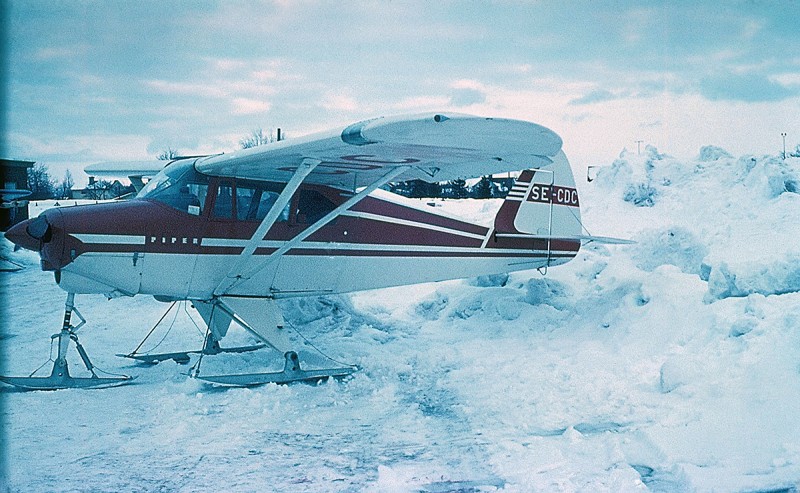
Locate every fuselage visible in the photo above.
<box><xmin>6</xmin><ymin>162</ymin><xmax>581</xmax><ymax>301</ymax></box>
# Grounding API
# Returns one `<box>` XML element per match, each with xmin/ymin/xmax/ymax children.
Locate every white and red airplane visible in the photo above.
<box><xmin>2</xmin><ymin>113</ymin><xmax>625</xmax><ymax>390</ymax></box>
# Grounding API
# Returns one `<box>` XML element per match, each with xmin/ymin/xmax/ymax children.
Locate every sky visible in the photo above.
<box><xmin>4</xmin><ymin>0</ymin><xmax>800</xmax><ymax>186</ymax></box>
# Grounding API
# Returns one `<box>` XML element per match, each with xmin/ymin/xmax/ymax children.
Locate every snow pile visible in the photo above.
<box><xmin>698</xmin><ymin>145</ymin><xmax>733</xmax><ymax>162</ymax></box>
<box><xmin>590</xmin><ymin>148</ymin><xmax>800</xmax><ymax>301</ymax></box>
<box><xmin>2</xmin><ymin>151</ymin><xmax>800</xmax><ymax>492</ymax></box>
<box><xmin>631</xmin><ymin>227</ymin><xmax>708</xmax><ymax>275</ymax></box>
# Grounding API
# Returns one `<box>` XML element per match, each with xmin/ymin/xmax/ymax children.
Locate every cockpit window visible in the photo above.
<box><xmin>137</xmin><ymin>161</ymin><xmax>209</xmax><ymax>215</ymax></box>
<box><xmin>138</xmin><ymin>163</ymin><xmax>317</xmax><ymax>223</ymax></box>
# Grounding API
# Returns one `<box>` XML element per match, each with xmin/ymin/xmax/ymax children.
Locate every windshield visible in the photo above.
<box><xmin>137</xmin><ymin>161</ymin><xmax>210</xmax><ymax>215</ymax></box>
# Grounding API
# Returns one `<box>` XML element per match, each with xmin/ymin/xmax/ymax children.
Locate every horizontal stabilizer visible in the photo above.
<box><xmin>495</xmin><ymin>233</ymin><xmax>634</xmax><ymax>245</ymax></box>
<box><xmin>576</xmin><ymin>235</ymin><xmax>635</xmax><ymax>245</ymax></box>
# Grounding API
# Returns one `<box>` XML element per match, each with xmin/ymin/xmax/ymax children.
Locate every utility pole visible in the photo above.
<box><xmin>635</xmin><ymin>140</ymin><xmax>644</xmax><ymax>156</ymax></box>
<box><xmin>781</xmin><ymin>132</ymin><xmax>787</xmax><ymax>160</ymax></box>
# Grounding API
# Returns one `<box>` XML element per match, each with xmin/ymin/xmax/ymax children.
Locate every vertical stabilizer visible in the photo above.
<box><xmin>494</xmin><ymin>151</ymin><xmax>582</xmax><ymax>237</ymax></box>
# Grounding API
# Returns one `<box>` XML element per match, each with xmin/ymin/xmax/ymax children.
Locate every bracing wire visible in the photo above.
<box><xmin>282</xmin><ymin>318</ymin><xmax>357</xmax><ymax>370</ymax></box>
<box><xmin>133</xmin><ymin>301</ymin><xmax>181</xmax><ymax>355</ymax></box>
<box><xmin>27</xmin><ymin>337</ymin><xmax>57</xmax><ymax>377</ymax></box>
<box><xmin>567</xmin><ymin>206</ymin><xmax>594</xmax><ymax>237</ymax></box>
<box><xmin>129</xmin><ymin>301</ymin><xmax>177</xmax><ymax>355</ymax></box>
<box><xmin>183</xmin><ymin>301</ymin><xmax>207</xmax><ymax>337</ymax></box>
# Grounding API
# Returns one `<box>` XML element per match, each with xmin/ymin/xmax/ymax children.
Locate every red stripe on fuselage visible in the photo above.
<box><xmin>305</xmin><ymin>216</ymin><xmax>483</xmax><ymax>247</ymax></box>
<box><xmin>487</xmin><ymin>235</ymin><xmax>581</xmax><ymax>252</ymax></box>
<box><xmin>351</xmin><ymin>196</ymin><xmax>489</xmax><ymax>236</ymax></box>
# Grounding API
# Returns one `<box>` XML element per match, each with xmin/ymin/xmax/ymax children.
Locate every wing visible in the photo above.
<box><xmin>0</xmin><ymin>189</ymin><xmax>32</xmax><ymax>201</ymax></box>
<box><xmin>84</xmin><ymin>160</ymin><xmax>168</xmax><ymax>179</ymax></box>
<box><xmin>196</xmin><ymin>113</ymin><xmax>563</xmax><ymax>190</ymax></box>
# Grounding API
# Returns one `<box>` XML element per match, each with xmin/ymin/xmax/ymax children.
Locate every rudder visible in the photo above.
<box><xmin>494</xmin><ymin>151</ymin><xmax>582</xmax><ymax>237</ymax></box>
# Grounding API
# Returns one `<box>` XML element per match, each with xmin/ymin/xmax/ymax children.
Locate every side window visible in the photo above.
<box><xmin>235</xmin><ymin>182</ymin><xmax>290</xmax><ymax>222</ymax></box>
<box><xmin>213</xmin><ymin>184</ymin><xmax>234</xmax><ymax>219</ymax></box>
<box><xmin>255</xmin><ymin>190</ymin><xmax>289</xmax><ymax>221</ymax></box>
<box><xmin>296</xmin><ymin>190</ymin><xmax>336</xmax><ymax>224</ymax></box>
<box><xmin>236</xmin><ymin>186</ymin><xmax>256</xmax><ymax>221</ymax></box>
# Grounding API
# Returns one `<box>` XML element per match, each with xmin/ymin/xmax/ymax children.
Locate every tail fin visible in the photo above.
<box><xmin>494</xmin><ymin>151</ymin><xmax>582</xmax><ymax>237</ymax></box>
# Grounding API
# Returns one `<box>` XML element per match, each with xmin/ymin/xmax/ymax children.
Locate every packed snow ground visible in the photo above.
<box><xmin>1</xmin><ymin>149</ymin><xmax>799</xmax><ymax>492</ymax></box>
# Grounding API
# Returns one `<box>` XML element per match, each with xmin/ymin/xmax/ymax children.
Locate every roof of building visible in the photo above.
<box><xmin>0</xmin><ymin>159</ymin><xmax>36</xmax><ymax>169</ymax></box>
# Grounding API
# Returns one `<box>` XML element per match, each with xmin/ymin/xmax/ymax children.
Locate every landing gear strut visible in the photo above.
<box><xmin>0</xmin><ymin>293</ymin><xmax>134</xmax><ymax>390</ymax></box>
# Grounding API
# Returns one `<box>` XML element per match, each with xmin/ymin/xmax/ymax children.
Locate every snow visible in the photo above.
<box><xmin>2</xmin><ymin>151</ymin><xmax>800</xmax><ymax>492</ymax></box>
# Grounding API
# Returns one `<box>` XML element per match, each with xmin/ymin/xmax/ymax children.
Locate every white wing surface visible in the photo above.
<box><xmin>84</xmin><ymin>160</ymin><xmax>168</xmax><ymax>179</ymax></box>
<box><xmin>196</xmin><ymin>113</ymin><xmax>563</xmax><ymax>190</ymax></box>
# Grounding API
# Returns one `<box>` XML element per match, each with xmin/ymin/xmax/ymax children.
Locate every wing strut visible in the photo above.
<box><xmin>216</xmin><ymin>165</ymin><xmax>411</xmax><ymax>296</ymax></box>
<box><xmin>214</xmin><ymin>158</ymin><xmax>320</xmax><ymax>295</ymax></box>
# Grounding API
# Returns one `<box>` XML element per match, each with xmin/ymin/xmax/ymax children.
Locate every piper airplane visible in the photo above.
<box><xmin>2</xmin><ymin>113</ymin><xmax>626</xmax><ymax>390</ymax></box>
<box><xmin>0</xmin><ymin>188</ymin><xmax>32</xmax><ymax>204</ymax></box>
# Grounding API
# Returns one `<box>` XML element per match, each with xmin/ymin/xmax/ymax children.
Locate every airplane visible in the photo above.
<box><xmin>1</xmin><ymin>113</ymin><xmax>628</xmax><ymax>390</ymax></box>
<box><xmin>1</xmin><ymin>188</ymin><xmax>33</xmax><ymax>244</ymax></box>
<box><xmin>0</xmin><ymin>188</ymin><xmax>33</xmax><ymax>204</ymax></box>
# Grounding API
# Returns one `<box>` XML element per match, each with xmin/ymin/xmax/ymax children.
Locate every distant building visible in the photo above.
<box><xmin>0</xmin><ymin>159</ymin><xmax>35</xmax><ymax>231</ymax></box>
<box><xmin>71</xmin><ymin>178</ymin><xmax>136</xmax><ymax>200</ymax></box>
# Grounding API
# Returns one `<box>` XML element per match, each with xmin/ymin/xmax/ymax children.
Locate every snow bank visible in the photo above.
<box><xmin>704</xmin><ymin>252</ymin><xmax>800</xmax><ymax>301</ymax></box>
<box><xmin>589</xmin><ymin>149</ymin><xmax>800</xmax><ymax>301</ymax></box>
<box><xmin>698</xmin><ymin>145</ymin><xmax>733</xmax><ymax>162</ymax></box>
<box><xmin>632</xmin><ymin>227</ymin><xmax>708</xmax><ymax>275</ymax></box>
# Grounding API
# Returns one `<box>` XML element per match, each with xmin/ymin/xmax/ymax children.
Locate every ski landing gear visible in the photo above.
<box><xmin>190</xmin><ymin>297</ymin><xmax>357</xmax><ymax>387</ymax></box>
<box><xmin>118</xmin><ymin>297</ymin><xmax>355</xmax><ymax>387</ymax></box>
<box><xmin>117</xmin><ymin>301</ymin><xmax>266</xmax><ymax>365</ymax></box>
<box><xmin>197</xmin><ymin>350</ymin><xmax>356</xmax><ymax>386</ymax></box>
<box><xmin>0</xmin><ymin>293</ymin><xmax>133</xmax><ymax>390</ymax></box>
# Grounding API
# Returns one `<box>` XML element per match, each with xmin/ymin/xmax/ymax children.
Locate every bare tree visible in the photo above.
<box><xmin>157</xmin><ymin>147</ymin><xmax>179</xmax><ymax>160</ymax></box>
<box><xmin>84</xmin><ymin>179</ymin><xmax>114</xmax><ymax>200</ymax></box>
<box><xmin>57</xmin><ymin>170</ymin><xmax>74</xmax><ymax>199</ymax></box>
<box><xmin>240</xmin><ymin>128</ymin><xmax>274</xmax><ymax>149</ymax></box>
<box><xmin>27</xmin><ymin>163</ymin><xmax>56</xmax><ymax>199</ymax></box>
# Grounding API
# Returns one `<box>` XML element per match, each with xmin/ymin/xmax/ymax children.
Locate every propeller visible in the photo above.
<box><xmin>26</xmin><ymin>215</ymin><xmax>52</xmax><ymax>243</ymax></box>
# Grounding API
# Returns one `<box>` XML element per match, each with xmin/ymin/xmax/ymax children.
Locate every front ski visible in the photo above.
<box><xmin>0</xmin><ymin>361</ymin><xmax>133</xmax><ymax>390</ymax></box>
<box><xmin>0</xmin><ymin>293</ymin><xmax>134</xmax><ymax>391</ymax></box>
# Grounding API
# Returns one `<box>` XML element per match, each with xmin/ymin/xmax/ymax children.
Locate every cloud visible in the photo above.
<box><xmin>450</xmin><ymin>87</ymin><xmax>486</xmax><ymax>106</ymax></box>
<box><xmin>699</xmin><ymin>73</ymin><xmax>798</xmax><ymax>102</ymax></box>
<box><xmin>7</xmin><ymin>0</ymin><xmax>800</xmax><ymax>175</ymax></box>
<box><xmin>320</xmin><ymin>92</ymin><xmax>359</xmax><ymax>112</ymax></box>
<box><xmin>773</xmin><ymin>73</ymin><xmax>800</xmax><ymax>87</ymax></box>
<box><xmin>741</xmin><ymin>19</ymin><xmax>765</xmax><ymax>40</ymax></box>
<box><xmin>639</xmin><ymin>120</ymin><xmax>663</xmax><ymax>129</ymax></box>
<box><xmin>618</xmin><ymin>7</ymin><xmax>657</xmax><ymax>44</ymax></box>
<box><xmin>390</xmin><ymin>95</ymin><xmax>451</xmax><ymax>111</ymax></box>
<box><xmin>231</xmin><ymin>98</ymin><xmax>272</xmax><ymax>115</ymax></box>
<box><xmin>6</xmin><ymin>131</ymin><xmax>151</xmax><ymax>163</ymax></box>
<box><xmin>144</xmin><ymin>80</ymin><xmax>228</xmax><ymax>99</ymax></box>
<box><xmin>570</xmin><ymin>89</ymin><xmax>623</xmax><ymax>105</ymax></box>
